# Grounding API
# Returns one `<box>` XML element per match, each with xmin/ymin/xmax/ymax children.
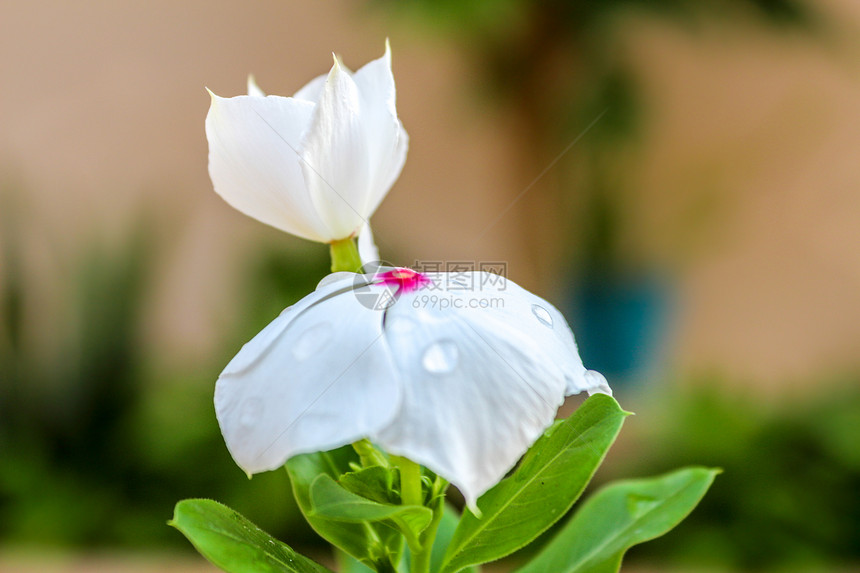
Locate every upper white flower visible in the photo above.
<box><xmin>215</xmin><ymin>268</ymin><xmax>611</xmax><ymax>506</ymax></box>
<box><xmin>205</xmin><ymin>42</ymin><xmax>408</xmax><ymax>243</ymax></box>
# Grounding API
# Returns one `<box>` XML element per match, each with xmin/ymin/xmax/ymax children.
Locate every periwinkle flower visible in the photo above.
<box><xmin>205</xmin><ymin>42</ymin><xmax>408</xmax><ymax>243</ymax></box>
<box><xmin>206</xmin><ymin>43</ymin><xmax>609</xmax><ymax>506</ymax></box>
<box><xmin>215</xmin><ymin>268</ymin><xmax>611</xmax><ymax>506</ymax></box>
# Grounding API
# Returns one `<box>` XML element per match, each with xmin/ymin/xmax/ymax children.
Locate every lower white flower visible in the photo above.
<box><xmin>215</xmin><ymin>268</ymin><xmax>611</xmax><ymax>506</ymax></box>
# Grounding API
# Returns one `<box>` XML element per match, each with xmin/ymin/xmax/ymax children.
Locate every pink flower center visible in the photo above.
<box><xmin>378</xmin><ymin>267</ymin><xmax>430</xmax><ymax>294</ymax></box>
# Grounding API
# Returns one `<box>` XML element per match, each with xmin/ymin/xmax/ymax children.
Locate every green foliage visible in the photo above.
<box><xmin>339</xmin><ymin>466</ymin><xmax>400</xmax><ymax>505</ymax></box>
<box><xmin>287</xmin><ymin>448</ymin><xmax>405</xmax><ymax>573</ymax></box>
<box><xmin>395</xmin><ymin>503</ymin><xmax>481</xmax><ymax>573</ymax></box>
<box><xmin>441</xmin><ymin>394</ymin><xmax>627</xmax><ymax>573</ymax></box>
<box><xmin>175</xmin><ymin>394</ymin><xmax>718</xmax><ymax>573</ymax></box>
<box><xmin>309</xmin><ymin>474</ymin><xmax>433</xmax><ymax>550</ymax></box>
<box><xmin>171</xmin><ymin>499</ymin><xmax>332</xmax><ymax>573</ymax></box>
<box><xmin>429</xmin><ymin>505</ymin><xmax>477</xmax><ymax>573</ymax></box>
<box><xmin>619</xmin><ymin>381</ymin><xmax>860</xmax><ymax>570</ymax></box>
<box><xmin>515</xmin><ymin>467</ymin><xmax>719</xmax><ymax>573</ymax></box>
<box><xmin>0</xmin><ymin>213</ymin><xmax>330</xmax><ymax>548</ymax></box>
<box><xmin>337</xmin><ymin>550</ymin><xmax>377</xmax><ymax>573</ymax></box>
<box><xmin>0</xmin><ymin>222</ymin><xmax>160</xmax><ymax>546</ymax></box>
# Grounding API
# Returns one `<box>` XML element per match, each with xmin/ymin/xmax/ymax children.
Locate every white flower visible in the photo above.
<box><xmin>215</xmin><ymin>268</ymin><xmax>611</xmax><ymax>506</ymax></box>
<box><xmin>205</xmin><ymin>42</ymin><xmax>408</xmax><ymax>243</ymax></box>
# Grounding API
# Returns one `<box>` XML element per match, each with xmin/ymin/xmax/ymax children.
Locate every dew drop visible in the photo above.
<box><xmin>291</xmin><ymin>322</ymin><xmax>333</xmax><ymax>361</ymax></box>
<box><xmin>531</xmin><ymin>304</ymin><xmax>554</xmax><ymax>328</ymax></box>
<box><xmin>584</xmin><ymin>370</ymin><xmax>612</xmax><ymax>396</ymax></box>
<box><xmin>422</xmin><ymin>340</ymin><xmax>459</xmax><ymax>374</ymax></box>
<box><xmin>239</xmin><ymin>398</ymin><xmax>263</xmax><ymax>427</ymax></box>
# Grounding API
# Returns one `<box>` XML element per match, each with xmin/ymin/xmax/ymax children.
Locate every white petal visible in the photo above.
<box><xmin>206</xmin><ymin>91</ymin><xmax>332</xmax><ymax>242</ymax></box>
<box><xmin>215</xmin><ymin>278</ymin><xmax>400</xmax><ymax>474</ymax></box>
<box><xmin>434</xmin><ymin>271</ymin><xmax>607</xmax><ymax>397</ymax></box>
<box><xmin>299</xmin><ymin>58</ymin><xmax>373</xmax><ymax>239</ymax></box>
<box><xmin>374</xmin><ymin>272</ymin><xmax>581</xmax><ymax>506</ymax></box>
<box><xmin>352</xmin><ymin>41</ymin><xmax>409</xmax><ymax>217</ymax></box>
<box><xmin>484</xmin><ymin>274</ymin><xmax>606</xmax><ymax>397</ymax></box>
<box><xmin>247</xmin><ymin>75</ymin><xmax>266</xmax><ymax>97</ymax></box>
<box><xmin>583</xmin><ymin>369</ymin><xmax>612</xmax><ymax>396</ymax></box>
<box><xmin>315</xmin><ymin>271</ymin><xmax>362</xmax><ymax>291</ymax></box>
<box><xmin>358</xmin><ymin>222</ymin><xmax>380</xmax><ymax>266</ymax></box>
<box><xmin>293</xmin><ymin>73</ymin><xmax>327</xmax><ymax>103</ymax></box>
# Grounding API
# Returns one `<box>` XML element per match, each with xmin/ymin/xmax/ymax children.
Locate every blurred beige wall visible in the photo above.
<box><xmin>627</xmin><ymin>5</ymin><xmax>860</xmax><ymax>388</ymax></box>
<box><xmin>1</xmin><ymin>0</ymin><xmax>858</xmax><ymax>388</ymax></box>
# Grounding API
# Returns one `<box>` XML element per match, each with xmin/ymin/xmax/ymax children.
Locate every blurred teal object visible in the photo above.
<box><xmin>568</xmin><ymin>273</ymin><xmax>673</xmax><ymax>386</ymax></box>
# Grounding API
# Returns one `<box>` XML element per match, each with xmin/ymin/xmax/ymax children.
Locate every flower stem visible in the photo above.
<box><xmin>352</xmin><ymin>439</ymin><xmax>389</xmax><ymax>468</ymax></box>
<box><xmin>329</xmin><ymin>237</ymin><xmax>363</xmax><ymax>273</ymax></box>
<box><xmin>394</xmin><ymin>457</ymin><xmax>438</xmax><ymax>573</ymax></box>
<box><xmin>397</xmin><ymin>457</ymin><xmax>423</xmax><ymax>507</ymax></box>
<box><xmin>415</xmin><ymin>497</ymin><xmax>445</xmax><ymax>573</ymax></box>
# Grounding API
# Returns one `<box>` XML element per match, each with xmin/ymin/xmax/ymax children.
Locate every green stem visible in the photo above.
<box><xmin>395</xmin><ymin>457</ymin><xmax>436</xmax><ymax>573</ymax></box>
<box><xmin>397</xmin><ymin>457</ymin><xmax>423</xmax><ymax>507</ymax></box>
<box><xmin>352</xmin><ymin>439</ymin><xmax>389</xmax><ymax>468</ymax></box>
<box><xmin>329</xmin><ymin>237</ymin><xmax>363</xmax><ymax>273</ymax></box>
<box><xmin>415</xmin><ymin>497</ymin><xmax>445</xmax><ymax>573</ymax></box>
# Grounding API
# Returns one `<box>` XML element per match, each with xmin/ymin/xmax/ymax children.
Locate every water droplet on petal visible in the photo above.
<box><xmin>531</xmin><ymin>304</ymin><xmax>554</xmax><ymax>328</ymax></box>
<box><xmin>422</xmin><ymin>340</ymin><xmax>459</xmax><ymax>374</ymax></box>
<box><xmin>291</xmin><ymin>322</ymin><xmax>333</xmax><ymax>361</ymax></box>
<box><xmin>239</xmin><ymin>398</ymin><xmax>263</xmax><ymax>427</ymax></box>
<box><xmin>584</xmin><ymin>369</ymin><xmax>612</xmax><ymax>396</ymax></box>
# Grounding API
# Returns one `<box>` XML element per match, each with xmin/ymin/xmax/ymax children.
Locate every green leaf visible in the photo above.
<box><xmin>287</xmin><ymin>447</ymin><xmax>401</xmax><ymax>572</ymax></box>
<box><xmin>336</xmin><ymin>549</ymin><xmax>376</xmax><ymax>573</ymax></box>
<box><xmin>169</xmin><ymin>498</ymin><xmax>332</xmax><ymax>573</ymax></box>
<box><xmin>515</xmin><ymin>467</ymin><xmax>720</xmax><ymax>573</ymax></box>
<box><xmin>339</xmin><ymin>465</ymin><xmax>399</xmax><ymax>505</ymax></box>
<box><xmin>310</xmin><ymin>473</ymin><xmax>433</xmax><ymax>547</ymax></box>
<box><xmin>441</xmin><ymin>394</ymin><xmax>627</xmax><ymax>573</ymax></box>
<box><xmin>400</xmin><ymin>502</ymin><xmax>479</xmax><ymax>573</ymax></box>
<box><xmin>430</xmin><ymin>504</ymin><xmax>478</xmax><ymax>573</ymax></box>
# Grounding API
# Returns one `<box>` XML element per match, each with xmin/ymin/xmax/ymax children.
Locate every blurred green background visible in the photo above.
<box><xmin>1</xmin><ymin>0</ymin><xmax>859</xmax><ymax>571</ymax></box>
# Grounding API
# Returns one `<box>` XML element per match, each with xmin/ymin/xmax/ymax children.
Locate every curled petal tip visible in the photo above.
<box><xmin>247</xmin><ymin>74</ymin><xmax>265</xmax><ymax>97</ymax></box>
<box><xmin>326</xmin><ymin>53</ymin><xmax>344</xmax><ymax>81</ymax></box>
<box><xmin>205</xmin><ymin>87</ymin><xmax>225</xmax><ymax>107</ymax></box>
<box><xmin>330</xmin><ymin>53</ymin><xmax>352</xmax><ymax>75</ymax></box>
<box><xmin>205</xmin><ymin>88</ymin><xmax>222</xmax><ymax>113</ymax></box>
<box><xmin>465</xmin><ymin>501</ymin><xmax>483</xmax><ymax>519</ymax></box>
